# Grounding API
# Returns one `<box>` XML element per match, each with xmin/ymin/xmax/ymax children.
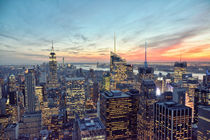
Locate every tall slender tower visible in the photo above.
<box><xmin>144</xmin><ymin>41</ymin><xmax>148</xmax><ymax>68</ymax></box>
<box><xmin>25</xmin><ymin>69</ymin><xmax>36</xmax><ymax>113</ymax></box>
<box><xmin>62</xmin><ymin>57</ymin><xmax>65</xmax><ymax>67</ymax></box>
<box><xmin>114</xmin><ymin>33</ymin><xmax>116</xmax><ymax>53</ymax></box>
<box><xmin>48</xmin><ymin>41</ymin><xmax>58</xmax><ymax>88</ymax></box>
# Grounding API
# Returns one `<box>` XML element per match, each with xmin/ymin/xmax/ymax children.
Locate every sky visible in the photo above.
<box><xmin>0</xmin><ymin>0</ymin><xmax>210</xmax><ymax>64</ymax></box>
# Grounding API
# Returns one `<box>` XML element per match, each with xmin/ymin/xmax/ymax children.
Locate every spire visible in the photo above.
<box><xmin>51</xmin><ymin>40</ymin><xmax>54</xmax><ymax>52</ymax></box>
<box><xmin>63</xmin><ymin>57</ymin><xmax>64</xmax><ymax>65</ymax></box>
<box><xmin>144</xmin><ymin>41</ymin><xmax>148</xmax><ymax>68</ymax></box>
<box><xmin>114</xmin><ymin>33</ymin><xmax>116</xmax><ymax>53</ymax></box>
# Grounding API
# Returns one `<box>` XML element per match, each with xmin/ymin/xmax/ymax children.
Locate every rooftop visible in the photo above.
<box><xmin>65</xmin><ymin>77</ymin><xmax>85</xmax><ymax>81</ymax></box>
<box><xmin>101</xmin><ymin>90</ymin><xmax>130</xmax><ymax>98</ymax></box>
<box><xmin>78</xmin><ymin>117</ymin><xmax>105</xmax><ymax>131</ymax></box>
<box><xmin>157</xmin><ymin>101</ymin><xmax>190</xmax><ymax>110</ymax></box>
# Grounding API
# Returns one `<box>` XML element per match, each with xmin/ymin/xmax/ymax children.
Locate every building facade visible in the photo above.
<box><xmin>154</xmin><ymin>101</ymin><xmax>192</xmax><ymax>140</ymax></box>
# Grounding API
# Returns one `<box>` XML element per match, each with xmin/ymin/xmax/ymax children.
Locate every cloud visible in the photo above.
<box><xmin>0</xmin><ymin>49</ymin><xmax>16</xmax><ymax>53</ymax></box>
<box><xmin>97</xmin><ymin>48</ymin><xmax>109</xmax><ymax>53</ymax></box>
<box><xmin>18</xmin><ymin>53</ymin><xmax>47</xmax><ymax>58</ymax></box>
<box><xmin>0</xmin><ymin>33</ymin><xmax>19</xmax><ymax>41</ymax></box>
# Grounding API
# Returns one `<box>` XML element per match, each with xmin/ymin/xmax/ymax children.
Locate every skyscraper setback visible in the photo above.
<box><xmin>48</xmin><ymin>41</ymin><xmax>59</xmax><ymax>89</ymax></box>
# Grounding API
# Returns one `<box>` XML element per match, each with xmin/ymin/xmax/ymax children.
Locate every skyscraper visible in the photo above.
<box><xmin>48</xmin><ymin>41</ymin><xmax>58</xmax><ymax>88</ymax></box>
<box><xmin>66</xmin><ymin>77</ymin><xmax>85</xmax><ymax>119</ymax></box>
<box><xmin>137</xmin><ymin>79</ymin><xmax>157</xmax><ymax>140</ymax></box>
<box><xmin>75</xmin><ymin>117</ymin><xmax>106</xmax><ymax>140</ymax></box>
<box><xmin>182</xmin><ymin>76</ymin><xmax>198</xmax><ymax>122</ymax></box>
<box><xmin>197</xmin><ymin>105</ymin><xmax>210</xmax><ymax>140</ymax></box>
<box><xmin>102</xmin><ymin>72</ymin><xmax>110</xmax><ymax>91</ymax></box>
<box><xmin>100</xmin><ymin>90</ymin><xmax>132</xmax><ymax>139</ymax></box>
<box><xmin>8</xmin><ymin>74</ymin><xmax>17</xmax><ymax>105</ymax></box>
<box><xmin>174</xmin><ymin>62</ymin><xmax>187</xmax><ymax>83</ymax></box>
<box><xmin>154</xmin><ymin>101</ymin><xmax>192</xmax><ymax>140</ymax></box>
<box><xmin>137</xmin><ymin>41</ymin><xmax>154</xmax><ymax>84</ymax></box>
<box><xmin>110</xmin><ymin>35</ymin><xmax>134</xmax><ymax>90</ymax></box>
<box><xmin>25</xmin><ymin>69</ymin><xmax>36</xmax><ymax>113</ymax></box>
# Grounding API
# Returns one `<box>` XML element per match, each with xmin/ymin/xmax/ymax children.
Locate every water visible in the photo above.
<box><xmin>74</xmin><ymin>64</ymin><xmax>205</xmax><ymax>80</ymax></box>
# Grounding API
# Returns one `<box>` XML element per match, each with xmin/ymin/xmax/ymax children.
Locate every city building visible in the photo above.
<box><xmin>154</xmin><ymin>101</ymin><xmax>192</xmax><ymax>140</ymax></box>
<box><xmin>174</xmin><ymin>62</ymin><xmax>187</xmax><ymax>83</ymax></box>
<box><xmin>125</xmin><ymin>89</ymin><xmax>140</xmax><ymax>139</ymax></box>
<box><xmin>100</xmin><ymin>90</ymin><xmax>132</xmax><ymax>139</ymax></box>
<box><xmin>197</xmin><ymin>105</ymin><xmax>210</xmax><ymax>140</ymax></box>
<box><xmin>110</xmin><ymin>36</ymin><xmax>134</xmax><ymax>90</ymax></box>
<box><xmin>8</xmin><ymin>74</ymin><xmax>17</xmax><ymax>105</ymax></box>
<box><xmin>48</xmin><ymin>41</ymin><xmax>59</xmax><ymax>88</ymax></box>
<box><xmin>138</xmin><ymin>79</ymin><xmax>157</xmax><ymax>140</ymax></box>
<box><xmin>1</xmin><ymin>123</ymin><xmax>19</xmax><ymax>139</ymax></box>
<box><xmin>19</xmin><ymin>111</ymin><xmax>42</xmax><ymax>139</ymax></box>
<box><xmin>137</xmin><ymin>42</ymin><xmax>154</xmax><ymax>88</ymax></box>
<box><xmin>173</xmin><ymin>87</ymin><xmax>187</xmax><ymax>105</ymax></box>
<box><xmin>25</xmin><ymin>69</ymin><xmax>36</xmax><ymax>113</ymax></box>
<box><xmin>203</xmin><ymin>70</ymin><xmax>210</xmax><ymax>88</ymax></box>
<box><xmin>182</xmin><ymin>76</ymin><xmax>198</xmax><ymax>122</ymax></box>
<box><xmin>76</xmin><ymin>117</ymin><xmax>106</xmax><ymax>140</ymax></box>
<box><xmin>194</xmin><ymin>87</ymin><xmax>210</xmax><ymax>124</ymax></box>
<box><xmin>102</xmin><ymin>72</ymin><xmax>110</xmax><ymax>91</ymax></box>
<box><xmin>66</xmin><ymin>77</ymin><xmax>86</xmax><ymax>119</ymax></box>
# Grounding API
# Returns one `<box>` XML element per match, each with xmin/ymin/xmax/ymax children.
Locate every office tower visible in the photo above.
<box><xmin>194</xmin><ymin>87</ymin><xmax>210</xmax><ymax>124</ymax></box>
<box><xmin>8</xmin><ymin>74</ymin><xmax>17</xmax><ymax>105</ymax></box>
<box><xmin>197</xmin><ymin>105</ymin><xmax>210</xmax><ymax>140</ymax></box>
<box><xmin>110</xmin><ymin>35</ymin><xmax>133</xmax><ymax>90</ymax></box>
<box><xmin>66</xmin><ymin>77</ymin><xmax>85</xmax><ymax>119</ymax></box>
<box><xmin>137</xmin><ymin>42</ymin><xmax>154</xmax><ymax>84</ymax></box>
<box><xmin>48</xmin><ymin>41</ymin><xmax>59</xmax><ymax>88</ymax></box>
<box><xmin>42</xmin><ymin>99</ymin><xmax>59</xmax><ymax>129</ymax></box>
<box><xmin>93</xmin><ymin>82</ymin><xmax>99</xmax><ymax>105</ymax></box>
<box><xmin>174</xmin><ymin>62</ymin><xmax>187</xmax><ymax>83</ymax></box>
<box><xmin>1</xmin><ymin>123</ymin><xmax>19</xmax><ymax>139</ymax></box>
<box><xmin>155</xmin><ymin>73</ymin><xmax>164</xmax><ymax>94</ymax></box>
<box><xmin>138</xmin><ymin>80</ymin><xmax>157</xmax><ymax>140</ymax></box>
<box><xmin>195</xmin><ymin>88</ymin><xmax>210</xmax><ymax>106</ymax></box>
<box><xmin>182</xmin><ymin>77</ymin><xmax>198</xmax><ymax>122</ymax></box>
<box><xmin>100</xmin><ymin>90</ymin><xmax>132</xmax><ymax>139</ymax></box>
<box><xmin>0</xmin><ymin>84</ymin><xmax>2</xmax><ymax>99</ymax></box>
<box><xmin>62</xmin><ymin>57</ymin><xmax>65</xmax><ymax>68</ymax></box>
<box><xmin>102</xmin><ymin>72</ymin><xmax>111</xmax><ymax>91</ymax></box>
<box><xmin>19</xmin><ymin>111</ymin><xmax>42</xmax><ymax>139</ymax></box>
<box><xmin>154</xmin><ymin>101</ymin><xmax>192</xmax><ymax>140</ymax></box>
<box><xmin>0</xmin><ymin>98</ymin><xmax>6</xmax><ymax>115</ymax></box>
<box><xmin>75</xmin><ymin>117</ymin><xmax>106</xmax><ymax>140</ymax></box>
<box><xmin>110</xmin><ymin>51</ymin><xmax>128</xmax><ymax>88</ymax></box>
<box><xmin>116</xmin><ymin>83</ymin><xmax>133</xmax><ymax>92</ymax></box>
<box><xmin>126</xmin><ymin>89</ymin><xmax>140</xmax><ymax>139</ymax></box>
<box><xmin>173</xmin><ymin>87</ymin><xmax>187</xmax><ymax>105</ymax></box>
<box><xmin>203</xmin><ymin>70</ymin><xmax>210</xmax><ymax>88</ymax></box>
<box><xmin>163</xmin><ymin>91</ymin><xmax>173</xmax><ymax>101</ymax></box>
<box><xmin>25</xmin><ymin>69</ymin><xmax>36</xmax><ymax>113</ymax></box>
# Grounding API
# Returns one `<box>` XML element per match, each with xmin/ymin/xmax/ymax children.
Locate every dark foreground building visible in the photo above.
<box><xmin>154</xmin><ymin>101</ymin><xmax>192</xmax><ymax>140</ymax></box>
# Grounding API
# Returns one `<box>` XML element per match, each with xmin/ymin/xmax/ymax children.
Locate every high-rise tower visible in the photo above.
<box><xmin>48</xmin><ymin>41</ymin><xmax>58</xmax><ymax>88</ymax></box>
<box><xmin>144</xmin><ymin>41</ymin><xmax>148</xmax><ymax>68</ymax></box>
<box><xmin>25</xmin><ymin>69</ymin><xmax>36</xmax><ymax>113</ymax></box>
<box><xmin>110</xmin><ymin>34</ymin><xmax>134</xmax><ymax>90</ymax></box>
<box><xmin>154</xmin><ymin>101</ymin><xmax>192</xmax><ymax>140</ymax></box>
<box><xmin>137</xmin><ymin>80</ymin><xmax>157</xmax><ymax>139</ymax></box>
<box><xmin>137</xmin><ymin>41</ymin><xmax>154</xmax><ymax>85</ymax></box>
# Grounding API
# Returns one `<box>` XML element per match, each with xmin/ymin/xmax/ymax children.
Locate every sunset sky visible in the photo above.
<box><xmin>0</xmin><ymin>0</ymin><xmax>210</xmax><ymax>64</ymax></box>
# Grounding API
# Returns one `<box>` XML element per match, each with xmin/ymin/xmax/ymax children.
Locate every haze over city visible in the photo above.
<box><xmin>0</xmin><ymin>0</ymin><xmax>210</xmax><ymax>64</ymax></box>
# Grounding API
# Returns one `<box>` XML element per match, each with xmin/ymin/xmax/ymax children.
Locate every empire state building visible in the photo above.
<box><xmin>48</xmin><ymin>41</ymin><xmax>59</xmax><ymax>88</ymax></box>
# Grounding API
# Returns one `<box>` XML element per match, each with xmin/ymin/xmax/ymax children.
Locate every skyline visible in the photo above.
<box><xmin>0</xmin><ymin>0</ymin><xmax>210</xmax><ymax>64</ymax></box>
